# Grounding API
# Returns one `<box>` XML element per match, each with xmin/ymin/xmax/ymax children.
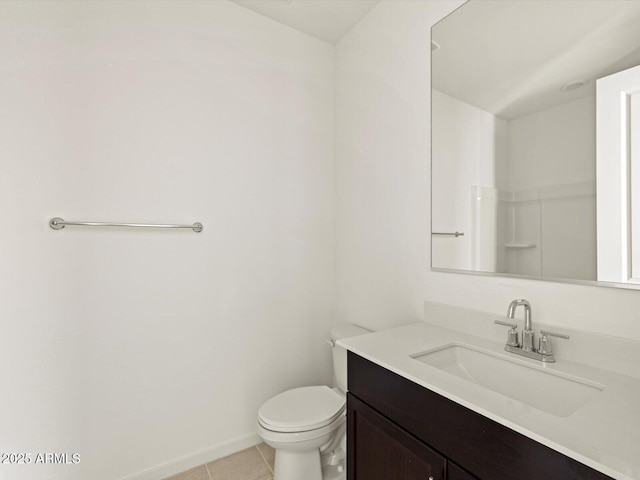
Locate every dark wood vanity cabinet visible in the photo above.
<box><xmin>347</xmin><ymin>352</ymin><xmax>613</xmax><ymax>480</ymax></box>
<box><xmin>348</xmin><ymin>394</ymin><xmax>448</xmax><ymax>480</ymax></box>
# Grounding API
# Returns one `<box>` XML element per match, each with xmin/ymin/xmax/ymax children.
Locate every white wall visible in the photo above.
<box><xmin>508</xmin><ymin>96</ymin><xmax>596</xmax><ymax>191</ymax></box>
<box><xmin>335</xmin><ymin>0</ymin><xmax>459</xmax><ymax>331</ymax></box>
<box><xmin>334</xmin><ymin>0</ymin><xmax>640</xmax><ymax>342</ymax></box>
<box><xmin>0</xmin><ymin>2</ymin><xmax>334</xmax><ymax>479</ymax></box>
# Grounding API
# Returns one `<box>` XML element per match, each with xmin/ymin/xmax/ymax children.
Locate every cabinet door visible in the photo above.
<box><xmin>448</xmin><ymin>462</ymin><xmax>480</xmax><ymax>480</ymax></box>
<box><xmin>348</xmin><ymin>393</ymin><xmax>446</xmax><ymax>480</ymax></box>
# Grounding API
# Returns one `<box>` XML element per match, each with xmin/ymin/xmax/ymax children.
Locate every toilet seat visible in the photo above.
<box><xmin>258</xmin><ymin>386</ymin><xmax>345</xmax><ymax>433</ymax></box>
<box><xmin>257</xmin><ymin>413</ymin><xmax>345</xmax><ymax>445</ymax></box>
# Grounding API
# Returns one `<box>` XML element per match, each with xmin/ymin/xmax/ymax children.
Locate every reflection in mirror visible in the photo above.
<box><xmin>431</xmin><ymin>0</ymin><xmax>640</xmax><ymax>288</ymax></box>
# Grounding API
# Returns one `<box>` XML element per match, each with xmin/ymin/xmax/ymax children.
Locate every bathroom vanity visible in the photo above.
<box><xmin>347</xmin><ymin>353</ymin><xmax>610</xmax><ymax>480</ymax></box>
<box><xmin>339</xmin><ymin>322</ymin><xmax>640</xmax><ymax>480</ymax></box>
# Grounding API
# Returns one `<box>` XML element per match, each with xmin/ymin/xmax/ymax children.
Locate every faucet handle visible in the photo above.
<box><xmin>538</xmin><ymin>330</ymin><xmax>570</xmax><ymax>356</ymax></box>
<box><xmin>539</xmin><ymin>330</ymin><xmax>570</xmax><ymax>339</ymax></box>
<box><xmin>494</xmin><ymin>320</ymin><xmax>519</xmax><ymax>347</ymax></box>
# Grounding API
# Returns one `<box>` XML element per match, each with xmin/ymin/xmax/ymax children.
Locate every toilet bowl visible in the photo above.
<box><xmin>256</xmin><ymin>324</ymin><xmax>371</xmax><ymax>480</ymax></box>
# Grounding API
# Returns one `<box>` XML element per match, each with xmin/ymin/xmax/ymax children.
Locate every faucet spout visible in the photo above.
<box><xmin>507</xmin><ymin>299</ymin><xmax>531</xmax><ymax>330</ymax></box>
<box><xmin>507</xmin><ymin>299</ymin><xmax>533</xmax><ymax>351</ymax></box>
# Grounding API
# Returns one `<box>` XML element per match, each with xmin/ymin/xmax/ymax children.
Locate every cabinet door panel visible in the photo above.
<box><xmin>448</xmin><ymin>462</ymin><xmax>479</xmax><ymax>480</ymax></box>
<box><xmin>348</xmin><ymin>394</ymin><xmax>445</xmax><ymax>480</ymax></box>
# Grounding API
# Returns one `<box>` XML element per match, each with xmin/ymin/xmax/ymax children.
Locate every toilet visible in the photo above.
<box><xmin>257</xmin><ymin>324</ymin><xmax>371</xmax><ymax>480</ymax></box>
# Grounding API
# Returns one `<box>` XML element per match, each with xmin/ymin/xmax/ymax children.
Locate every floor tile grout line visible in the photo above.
<box><xmin>255</xmin><ymin>445</ymin><xmax>273</xmax><ymax>475</ymax></box>
<box><xmin>204</xmin><ymin>461</ymin><xmax>213</xmax><ymax>480</ymax></box>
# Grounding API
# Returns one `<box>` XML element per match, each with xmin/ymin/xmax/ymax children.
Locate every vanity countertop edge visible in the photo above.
<box><xmin>338</xmin><ymin>322</ymin><xmax>640</xmax><ymax>480</ymax></box>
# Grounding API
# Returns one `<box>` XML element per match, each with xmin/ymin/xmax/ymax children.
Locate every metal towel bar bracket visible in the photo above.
<box><xmin>49</xmin><ymin>217</ymin><xmax>203</xmax><ymax>233</ymax></box>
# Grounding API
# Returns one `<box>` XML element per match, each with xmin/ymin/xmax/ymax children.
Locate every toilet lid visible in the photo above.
<box><xmin>258</xmin><ymin>386</ymin><xmax>345</xmax><ymax>433</ymax></box>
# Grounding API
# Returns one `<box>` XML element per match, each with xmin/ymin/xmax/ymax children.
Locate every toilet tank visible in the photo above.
<box><xmin>330</xmin><ymin>324</ymin><xmax>371</xmax><ymax>393</ymax></box>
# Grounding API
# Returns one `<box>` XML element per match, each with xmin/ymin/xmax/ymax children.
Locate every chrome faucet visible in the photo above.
<box><xmin>495</xmin><ymin>299</ymin><xmax>569</xmax><ymax>363</ymax></box>
<box><xmin>507</xmin><ymin>299</ymin><xmax>533</xmax><ymax>351</ymax></box>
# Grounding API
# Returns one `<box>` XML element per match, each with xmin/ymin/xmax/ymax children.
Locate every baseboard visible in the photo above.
<box><xmin>120</xmin><ymin>432</ymin><xmax>262</xmax><ymax>480</ymax></box>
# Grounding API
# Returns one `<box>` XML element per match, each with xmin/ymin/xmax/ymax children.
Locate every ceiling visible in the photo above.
<box><xmin>231</xmin><ymin>0</ymin><xmax>379</xmax><ymax>44</ymax></box>
<box><xmin>432</xmin><ymin>1</ymin><xmax>640</xmax><ymax>120</ymax></box>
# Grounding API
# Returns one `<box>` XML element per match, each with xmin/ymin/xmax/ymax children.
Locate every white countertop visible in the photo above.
<box><xmin>338</xmin><ymin>322</ymin><xmax>640</xmax><ymax>480</ymax></box>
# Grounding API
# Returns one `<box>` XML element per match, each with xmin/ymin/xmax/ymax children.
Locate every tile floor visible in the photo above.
<box><xmin>165</xmin><ymin>443</ymin><xmax>275</xmax><ymax>480</ymax></box>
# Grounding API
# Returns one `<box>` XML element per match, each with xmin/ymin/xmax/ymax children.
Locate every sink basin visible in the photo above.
<box><xmin>411</xmin><ymin>343</ymin><xmax>604</xmax><ymax>417</ymax></box>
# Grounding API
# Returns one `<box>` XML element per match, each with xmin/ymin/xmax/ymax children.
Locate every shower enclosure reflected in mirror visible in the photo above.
<box><xmin>431</xmin><ymin>0</ymin><xmax>640</xmax><ymax>289</ymax></box>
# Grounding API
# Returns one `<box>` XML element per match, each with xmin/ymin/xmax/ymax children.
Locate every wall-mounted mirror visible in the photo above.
<box><xmin>431</xmin><ymin>0</ymin><xmax>640</xmax><ymax>289</ymax></box>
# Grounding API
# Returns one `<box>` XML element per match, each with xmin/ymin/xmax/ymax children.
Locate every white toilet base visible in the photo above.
<box><xmin>258</xmin><ymin>412</ymin><xmax>346</xmax><ymax>480</ymax></box>
<box><xmin>274</xmin><ymin>449</ymin><xmax>322</xmax><ymax>480</ymax></box>
<box><xmin>272</xmin><ymin>448</ymin><xmax>346</xmax><ymax>480</ymax></box>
